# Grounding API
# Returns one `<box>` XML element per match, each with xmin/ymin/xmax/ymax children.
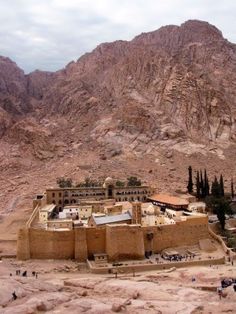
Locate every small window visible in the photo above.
<box><xmin>52</xmin><ymin>192</ymin><xmax>55</xmax><ymax>197</ymax></box>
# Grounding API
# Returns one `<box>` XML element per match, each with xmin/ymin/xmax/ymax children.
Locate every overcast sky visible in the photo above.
<box><xmin>0</xmin><ymin>0</ymin><xmax>236</xmax><ymax>73</ymax></box>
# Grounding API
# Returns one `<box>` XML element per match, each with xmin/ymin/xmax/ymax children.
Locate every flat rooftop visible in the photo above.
<box><xmin>40</xmin><ymin>204</ymin><xmax>56</xmax><ymax>213</ymax></box>
<box><xmin>92</xmin><ymin>212</ymin><xmax>132</xmax><ymax>225</ymax></box>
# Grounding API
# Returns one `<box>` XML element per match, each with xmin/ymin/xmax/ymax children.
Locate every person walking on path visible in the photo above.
<box><xmin>217</xmin><ymin>287</ymin><xmax>223</xmax><ymax>299</ymax></box>
<box><xmin>12</xmin><ymin>291</ymin><xmax>17</xmax><ymax>301</ymax></box>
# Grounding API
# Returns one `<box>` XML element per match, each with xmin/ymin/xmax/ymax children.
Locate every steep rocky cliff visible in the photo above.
<box><xmin>39</xmin><ymin>20</ymin><xmax>236</xmax><ymax>158</ymax></box>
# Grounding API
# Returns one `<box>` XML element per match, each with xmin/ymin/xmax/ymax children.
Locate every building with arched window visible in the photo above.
<box><xmin>45</xmin><ymin>177</ymin><xmax>155</xmax><ymax>210</ymax></box>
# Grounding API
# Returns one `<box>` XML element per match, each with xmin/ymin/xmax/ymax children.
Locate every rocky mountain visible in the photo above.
<box><xmin>1</xmin><ymin>20</ymin><xmax>236</xmax><ymax>224</ymax></box>
<box><xmin>39</xmin><ymin>20</ymin><xmax>236</xmax><ymax>158</ymax></box>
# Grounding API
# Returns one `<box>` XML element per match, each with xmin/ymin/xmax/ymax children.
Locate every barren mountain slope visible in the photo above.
<box><xmin>1</xmin><ymin>20</ymin><xmax>236</xmax><ymax>241</ymax></box>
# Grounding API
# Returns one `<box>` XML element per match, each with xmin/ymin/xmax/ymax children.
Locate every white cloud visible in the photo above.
<box><xmin>0</xmin><ymin>0</ymin><xmax>235</xmax><ymax>72</ymax></box>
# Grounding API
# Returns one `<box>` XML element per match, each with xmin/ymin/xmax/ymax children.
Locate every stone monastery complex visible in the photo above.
<box><xmin>17</xmin><ymin>177</ymin><xmax>231</xmax><ymax>270</ymax></box>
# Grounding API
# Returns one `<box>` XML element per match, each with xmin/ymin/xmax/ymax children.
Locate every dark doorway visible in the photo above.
<box><xmin>108</xmin><ymin>185</ymin><xmax>113</xmax><ymax>198</ymax></box>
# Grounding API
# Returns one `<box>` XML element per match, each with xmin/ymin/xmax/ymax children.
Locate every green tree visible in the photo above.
<box><xmin>204</xmin><ymin>169</ymin><xmax>210</xmax><ymax>197</ymax></box>
<box><xmin>215</xmin><ymin>200</ymin><xmax>226</xmax><ymax>230</ymax></box>
<box><xmin>116</xmin><ymin>180</ymin><xmax>125</xmax><ymax>187</ymax></box>
<box><xmin>231</xmin><ymin>178</ymin><xmax>235</xmax><ymax>199</ymax></box>
<box><xmin>227</xmin><ymin>237</ymin><xmax>236</xmax><ymax>249</ymax></box>
<box><xmin>217</xmin><ymin>209</ymin><xmax>226</xmax><ymax>230</ymax></box>
<box><xmin>219</xmin><ymin>174</ymin><xmax>225</xmax><ymax>197</ymax></box>
<box><xmin>77</xmin><ymin>177</ymin><xmax>102</xmax><ymax>187</ymax></box>
<box><xmin>56</xmin><ymin>177</ymin><xmax>72</xmax><ymax>188</ymax></box>
<box><xmin>187</xmin><ymin>166</ymin><xmax>193</xmax><ymax>193</ymax></box>
<box><xmin>196</xmin><ymin>171</ymin><xmax>200</xmax><ymax>199</ymax></box>
<box><xmin>211</xmin><ymin>176</ymin><xmax>220</xmax><ymax>198</ymax></box>
<box><xmin>210</xmin><ymin>197</ymin><xmax>230</xmax><ymax>230</ymax></box>
<box><xmin>200</xmin><ymin>170</ymin><xmax>204</xmax><ymax>197</ymax></box>
<box><xmin>127</xmin><ymin>176</ymin><xmax>141</xmax><ymax>186</ymax></box>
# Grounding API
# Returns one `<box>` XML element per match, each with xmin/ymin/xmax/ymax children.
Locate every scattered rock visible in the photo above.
<box><xmin>124</xmin><ymin>299</ymin><xmax>132</xmax><ymax>305</ymax></box>
<box><xmin>111</xmin><ymin>303</ymin><xmax>126</xmax><ymax>312</ymax></box>
<box><xmin>79</xmin><ymin>290</ymin><xmax>88</xmax><ymax>297</ymax></box>
<box><xmin>165</xmin><ymin>151</ymin><xmax>173</xmax><ymax>158</ymax></box>
<box><xmin>132</xmin><ymin>291</ymin><xmax>140</xmax><ymax>299</ymax></box>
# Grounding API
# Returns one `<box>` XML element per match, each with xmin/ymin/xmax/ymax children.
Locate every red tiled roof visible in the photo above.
<box><xmin>148</xmin><ymin>194</ymin><xmax>189</xmax><ymax>206</ymax></box>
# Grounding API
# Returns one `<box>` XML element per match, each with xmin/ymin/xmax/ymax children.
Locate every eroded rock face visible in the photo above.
<box><xmin>39</xmin><ymin>20</ymin><xmax>236</xmax><ymax>151</ymax></box>
<box><xmin>0</xmin><ymin>57</ymin><xmax>32</xmax><ymax>117</ymax></box>
<box><xmin>27</xmin><ymin>70</ymin><xmax>55</xmax><ymax>100</ymax></box>
<box><xmin>1</xmin><ymin>20</ymin><xmax>236</xmax><ymax>154</ymax></box>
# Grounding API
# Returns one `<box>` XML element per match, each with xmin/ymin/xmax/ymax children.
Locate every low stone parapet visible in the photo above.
<box><xmin>87</xmin><ymin>256</ymin><xmax>225</xmax><ymax>274</ymax></box>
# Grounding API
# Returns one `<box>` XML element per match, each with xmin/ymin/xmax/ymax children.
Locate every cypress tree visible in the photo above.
<box><xmin>231</xmin><ymin>178</ymin><xmax>235</xmax><ymax>199</ymax></box>
<box><xmin>187</xmin><ymin>166</ymin><xmax>193</xmax><ymax>193</ymax></box>
<box><xmin>215</xmin><ymin>199</ymin><xmax>227</xmax><ymax>230</ymax></box>
<box><xmin>196</xmin><ymin>171</ymin><xmax>200</xmax><ymax>199</ymax></box>
<box><xmin>204</xmin><ymin>169</ymin><xmax>210</xmax><ymax>196</ymax></box>
<box><xmin>200</xmin><ymin>170</ymin><xmax>204</xmax><ymax>197</ymax></box>
<box><xmin>220</xmin><ymin>174</ymin><xmax>225</xmax><ymax>197</ymax></box>
<box><xmin>211</xmin><ymin>176</ymin><xmax>220</xmax><ymax>198</ymax></box>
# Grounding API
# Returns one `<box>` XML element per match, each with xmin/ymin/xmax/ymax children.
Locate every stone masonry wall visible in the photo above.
<box><xmin>74</xmin><ymin>228</ymin><xmax>88</xmax><ymax>261</ymax></box>
<box><xmin>143</xmin><ymin>216</ymin><xmax>209</xmax><ymax>252</ymax></box>
<box><xmin>17</xmin><ymin>216</ymin><xmax>211</xmax><ymax>261</ymax></box>
<box><xmin>106</xmin><ymin>224</ymin><xmax>144</xmax><ymax>261</ymax></box>
<box><xmin>86</xmin><ymin>227</ymin><xmax>106</xmax><ymax>259</ymax></box>
<box><xmin>17</xmin><ymin>228</ymin><xmax>30</xmax><ymax>260</ymax></box>
<box><xmin>29</xmin><ymin>229</ymin><xmax>75</xmax><ymax>259</ymax></box>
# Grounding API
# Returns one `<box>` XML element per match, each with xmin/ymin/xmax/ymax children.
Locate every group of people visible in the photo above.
<box><xmin>221</xmin><ymin>278</ymin><xmax>236</xmax><ymax>289</ymax></box>
<box><xmin>160</xmin><ymin>253</ymin><xmax>196</xmax><ymax>262</ymax></box>
<box><xmin>11</xmin><ymin>269</ymin><xmax>38</xmax><ymax>300</ymax></box>
<box><xmin>10</xmin><ymin>270</ymin><xmax>38</xmax><ymax>278</ymax></box>
<box><xmin>217</xmin><ymin>277</ymin><xmax>236</xmax><ymax>299</ymax></box>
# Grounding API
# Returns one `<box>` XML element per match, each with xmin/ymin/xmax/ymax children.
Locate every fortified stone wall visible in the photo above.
<box><xmin>29</xmin><ymin>229</ymin><xmax>75</xmax><ymax>259</ymax></box>
<box><xmin>17</xmin><ymin>228</ymin><xmax>30</xmax><ymax>260</ymax></box>
<box><xmin>17</xmin><ymin>216</ymin><xmax>211</xmax><ymax>261</ymax></box>
<box><xmin>106</xmin><ymin>224</ymin><xmax>144</xmax><ymax>261</ymax></box>
<box><xmin>86</xmin><ymin>227</ymin><xmax>106</xmax><ymax>259</ymax></box>
<box><xmin>143</xmin><ymin>216</ymin><xmax>209</xmax><ymax>252</ymax></box>
<box><xmin>74</xmin><ymin>228</ymin><xmax>88</xmax><ymax>261</ymax></box>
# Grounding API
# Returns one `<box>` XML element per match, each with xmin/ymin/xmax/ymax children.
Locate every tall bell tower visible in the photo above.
<box><xmin>131</xmin><ymin>201</ymin><xmax>142</xmax><ymax>225</ymax></box>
